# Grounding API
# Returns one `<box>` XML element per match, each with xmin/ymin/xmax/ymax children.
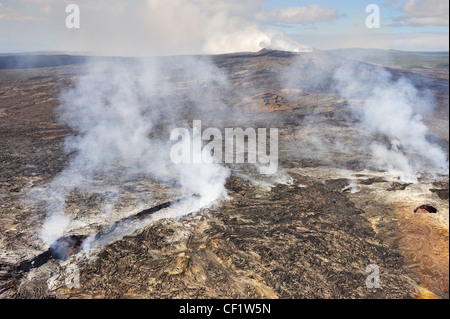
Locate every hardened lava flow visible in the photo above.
<box><xmin>13</xmin><ymin>196</ymin><xmax>197</xmax><ymax>274</ymax></box>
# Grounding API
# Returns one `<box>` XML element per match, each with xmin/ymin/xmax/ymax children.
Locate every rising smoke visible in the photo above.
<box><xmin>30</xmin><ymin>47</ymin><xmax>448</xmax><ymax>253</ymax></box>
<box><xmin>284</xmin><ymin>52</ymin><xmax>448</xmax><ymax>184</ymax></box>
<box><xmin>31</xmin><ymin>56</ymin><xmax>230</xmax><ymax>248</ymax></box>
<box><xmin>333</xmin><ymin>61</ymin><xmax>448</xmax><ymax>182</ymax></box>
<box><xmin>48</xmin><ymin>0</ymin><xmax>314</xmax><ymax>56</ymax></box>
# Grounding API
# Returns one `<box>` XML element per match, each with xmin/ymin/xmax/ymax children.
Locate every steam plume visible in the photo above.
<box><xmin>333</xmin><ymin>61</ymin><xmax>448</xmax><ymax>182</ymax></box>
<box><xmin>31</xmin><ymin>57</ymin><xmax>230</xmax><ymax>247</ymax></box>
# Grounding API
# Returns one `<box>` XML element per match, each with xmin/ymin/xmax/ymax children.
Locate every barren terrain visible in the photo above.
<box><xmin>0</xmin><ymin>49</ymin><xmax>448</xmax><ymax>299</ymax></box>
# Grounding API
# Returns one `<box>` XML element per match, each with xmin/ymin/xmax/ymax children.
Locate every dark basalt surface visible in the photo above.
<box><xmin>67</xmin><ymin>175</ymin><xmax>416</xmax><ymax>299</ymax></box>
<box><xmin>0</xmin><ymin>49</ymin><xmax>448</xmax><ymax>299</ymax></box>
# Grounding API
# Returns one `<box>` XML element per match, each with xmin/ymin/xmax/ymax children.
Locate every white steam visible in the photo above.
<box><xmin>34</xmin><ymin>57</ymin><xmax>230</xmax><ymax>246</ymax></box>
<box><xmin>41</xmin><ymin>0</ymin><xmax>314</xmax><ymax>56</ymax></box>
<box><xmin>333</xmin><ymin>62</ymin><xmax>448</xmax><ymax>182</ymax></box>
<box><xmin>40</xmin><ymin>214</ymin><xmax>71</xmax><ymax>246</ymax></box>
<box><xmin>204</xmin><ymin>26</ymin><xmax>313</xmax><ymax>54</ymax></box>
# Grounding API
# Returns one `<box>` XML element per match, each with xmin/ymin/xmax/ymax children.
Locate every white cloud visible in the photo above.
<box><xmin>36</xmin><ymin>0</ymin><xmax>312</xmax><ymax>56</ymax></box>
<box><xmin>1</xmin><ymin>0</ymin><xmax>447</xmax><ymax>54</ymax></box>
<box><xmin>255</xmin><ymin>4</ymin><xmax>339</xmax><ymax>25</ymax></box>
<box><xmin>396</xmin><ymin>0</ymin><xmax>449</xmax><ymax>26</ymax></box>
<box><xmin>39</xmin><ymin>5</ymin><xmax>51</xmax><ymax>15</ymax></box>
<box><xmin>142</xmin><ymin>0</ymin><xmax>312</xmax><ymax>54</ymax></box>
<box><xmin>203</xmin><ymin>26</ymin><xmax>312</xmax><ymax>54</ymax></box>
<box><xmin>0</xmin><ymin>2</ymin><xmax>35</xmax><ymax>21</ymax></box>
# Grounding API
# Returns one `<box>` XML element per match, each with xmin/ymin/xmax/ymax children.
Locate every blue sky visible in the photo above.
<box><xmin>261</xmin><ymin>0</ymin><xmax>448</xmax><ymax>34</ymax></box>
<box><xmin>0</xmin><ymin>0</ymin><xmax>448</xmax><ymax>55</ymax></box>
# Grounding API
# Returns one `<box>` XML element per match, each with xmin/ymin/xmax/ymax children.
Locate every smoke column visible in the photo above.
<box><xmin>333</xmin><ymin>61</ymin><xmax>448</xmax><ymax>182</ymax></box>
<box><xmin>31</xmin><ymin>56</ymin><xmax>230</xmax><ymax>247</ymax></box>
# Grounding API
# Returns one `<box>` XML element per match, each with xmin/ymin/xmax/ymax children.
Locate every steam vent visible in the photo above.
<box><xmin>0</xmin><ymin>48</ymin><xmax>448</xmax><ymax>300</ymax></box>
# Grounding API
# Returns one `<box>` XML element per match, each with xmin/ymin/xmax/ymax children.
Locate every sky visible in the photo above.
<box><xmin>0</xmin><ymin>0</ymin><xmax>448</xmax><ymax>55</ymax></box>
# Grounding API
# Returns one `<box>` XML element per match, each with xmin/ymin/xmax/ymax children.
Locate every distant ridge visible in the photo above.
<box><xmin>329</xmin><ymin>48</ymin><xmax>449</xmax><ymax>70</ymax></box>
<box><xmin>0</xmin><ymin>54</ymin><xmax>88</xmax><ymax>70</ymax></box>
<box><xmin>0</xmin><ymin>54</ymin><xmax>136</xmax><ymax>70</ymax></box>
<box><xmin>1</xmin><ymin>47</ymin><xmax>447</xmax><ymax>70</ymax></box>
<box><xmin>255</xmin><ymin>48</ymin><xmax>302</xmax><ymax>58</ymax></box>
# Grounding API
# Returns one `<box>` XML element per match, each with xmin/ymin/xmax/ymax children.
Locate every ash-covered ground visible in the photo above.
<box><xmin>0</xmin><ymin>49</ymin><xmax>448</xmax><ymax>299</ymax></box>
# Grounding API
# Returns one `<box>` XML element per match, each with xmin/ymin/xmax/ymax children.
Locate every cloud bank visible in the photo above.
<box><xmin>255</xmin><ymin>4</ymin><xmax>339</xmax><ymax>25</ymax></box>
<box><xmin>0</xmin><ymin>0</ymin><xmax>337</xmax><ymax>55</ymax></box>
<box><xmin>391</xmin><ymin>0</ymin><xmax>449</xmax><ymax>26</ymax></box>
